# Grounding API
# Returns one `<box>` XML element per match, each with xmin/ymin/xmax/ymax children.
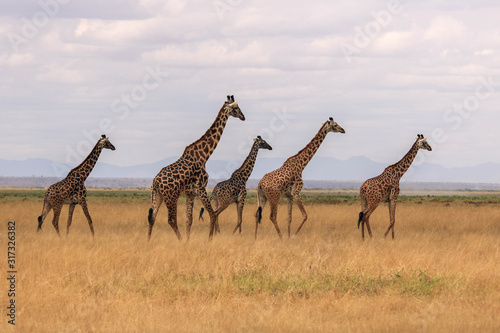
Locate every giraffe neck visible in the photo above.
<box><xmin>291</xmin><ymin>124</ymin><xmax>328</xmax><ymax>171</ymax></box>
<box><xmin>232</xmin><ymin>141</ymin><xmax>260</xmax><ymax>182</ymax></box>
<box><xmin>183</xmin><ymin>105</ymin><xmax>229</xmax><ymax>165</ymax></box>
<box><xmin>67</xmin><ymin>141</ymin><xmax>104</xmax><ymax>182</ymax></box>
<box><xmin>386</xmin><ymin>140</ymin><xmax>420</xmax><ymax>179</ymax></box>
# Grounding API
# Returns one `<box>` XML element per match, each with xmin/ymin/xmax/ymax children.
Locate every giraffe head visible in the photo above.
<box><xmin>255</xmin><ymin>135</ymin><xmax>273</xmax><ymax>151</ymax></box>
<box><xmin>416</xmin><ymin>134</ymin><xmax>432</xmax><ymax>151</ymax></box>
<box><xmin>98</xmin><ymin>135</ymin><xmax>116</xmax><ymax>151</ymax></box>
<box><xmin>325</xmin><ymin>117</ymin><xmax>345</xmax><ymax>134</ymax></box>
<box><xmin>224</xmin><ymin>95</ymin><xmax>245</xmax><ymax>121</ymax></box>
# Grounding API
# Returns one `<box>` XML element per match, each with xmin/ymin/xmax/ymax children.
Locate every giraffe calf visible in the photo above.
<box><xmin>200</xmin><ymin>136</ymin><xmax>272</xmax><ymax>233</ymax></box>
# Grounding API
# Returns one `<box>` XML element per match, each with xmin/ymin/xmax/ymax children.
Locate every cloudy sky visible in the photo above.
<box><xmin>1</xmin><ymin>0</ymin><xmax>499</xmax><ymax>177</ymax></box>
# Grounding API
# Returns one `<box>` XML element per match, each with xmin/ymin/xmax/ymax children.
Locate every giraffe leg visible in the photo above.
<box><xmin>166</xmin><ymin>201</ymin><xmax>182</xmax><ymax>241</ymax></box>
<box><xmin>211</xmin><ymin>198</ymin><xmax>220</xmax><ymax>233</ymax></box>
<box><xmin>385</xmin><ymin>199</ymin><xmax>397</xmax><ymax>239</ymax></box>
<box><xmin>286</xmin><ymin>195</ymin><xmax>293</xmax><ymax>238</ymax></box>
<box><xmin>148</xmin><ymin>189</ymin><xmax>164</xmax><ymax>240</ymax></box>
<box><xmin>293</xmin><ymin>195</ymin><xmax>308</xmax><ymax>237</ymax></box>
<box><xmin>213</xmin><ymin>195</ymin><xmax>233</xmax><ymax>233</ymax></box>
<box><xmin>185</xmin><ymin>194</ymin><xmax>195</xmax><ymax>241</ymax></box>
<box><xmin>51</xmin><ymin>204</ymin><xmax>62</xmax><ymax>236</ymax></box>
<box><xmin>196</xmin><ymin>188</ymin><xmax>217</xmax><ymax>240</ymax></box>
<box><xmin>233</xmin><ymin>199</ymin><xmax>244</xmax><ymax>234</ymax></box>
<box><xmin>361</xmin><ymin>219</ymin><xmax>365</xmax><ymax>239</ymax></box>
<box><xmin>37</xmin><ymin>199</ymin><xmax>52</xmax><ymax>232</ymax></box>
<box><xmin>358</xmin><ymin>190</ymin><xmax>368</xmax><ymax>229</ymax></box>
<box><xmin>80</xmin><ymin>199</ymin><xmax>95</xmax><ymax>237</ymax></box>
<box><xmin>213</xmin><ymin>198</ymin><xmax>230</xmax><ymax>234</ymax></box>
<box><xmin>365</xmin><ymin>215</ymin><xmax>373</xmax><ymax>238</ymax></box>
<box><xmin>233</xmin><ymin>190</ymin><xmax>246</xmax><ymax>234</ymax></box>
<box><xmin>214</xmin><ymin>212</ymin><xmax>221</xmax><ymax>234</ymax></box>
<box><xmin>359</xmin><ymin>207</ymin><xmax>375</xmax><ymax>240</ymax></box>
<box><xmin>254</xmin><ymin>191</ymin><xmax>267</xmax><ymax>240</ymax></box>
<box><xmin>269</xmin><ymin>200</ymin><xmax>283</xmax><ymax>239</ymax></box>
<box><xmin>66</xmin><ymin>203</ymin><xmax>76</xmax><ymax>235</ymax></box>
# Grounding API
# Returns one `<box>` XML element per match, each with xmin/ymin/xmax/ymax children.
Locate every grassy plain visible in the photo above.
<box><xmin>1</xmin><ymin>188</ymin><xmax>499</xmax><ymax>332</ymax></box>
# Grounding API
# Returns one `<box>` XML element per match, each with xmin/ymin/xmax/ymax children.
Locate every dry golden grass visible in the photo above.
<box><xmin>1</xmin><ymin>191</ymin><xmax>500</xmax><ymax>332</ymax></box>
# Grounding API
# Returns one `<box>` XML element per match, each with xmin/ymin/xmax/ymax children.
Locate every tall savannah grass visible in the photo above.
<box><xmin>1</xmin><ymin>190</ymin><xmax>499</xmax><ymax>332</ymax></box>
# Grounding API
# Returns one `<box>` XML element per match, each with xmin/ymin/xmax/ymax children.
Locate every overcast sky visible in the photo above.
<box><xmin>1</xmin><ymin>0</ymin><xmax>499</xmax><ymax>176</ymax></box>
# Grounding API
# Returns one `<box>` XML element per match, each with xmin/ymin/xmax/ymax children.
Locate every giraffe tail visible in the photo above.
<box><xmin>357</xmin><ymin>212</ymin><xmax>364</xmax><ymax>229</ymax></box>
<box><xmin>257</xmin><ymin>206</ymin><xmax>262</xmax><ymax>224</ymax></box>
<box><xmin>199</xmin><ymin>207</ymin><xmax>205</xmax><ymax>222</ymax></box>
<box><xmin>37</xmin><ymin>215</ymin><xmax>43</xmax><ymax>232</ymax></box>
<box><xmin>148</xmin><ymin>208</ymin><xmax>153</xmax><ymax>225</ymax></box>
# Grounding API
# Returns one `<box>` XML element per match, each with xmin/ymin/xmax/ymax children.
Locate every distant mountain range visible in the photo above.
<box><xmin>1</xmin><ymin>156</ymin><xmax>499</xmax><ymax>184</ymax></box>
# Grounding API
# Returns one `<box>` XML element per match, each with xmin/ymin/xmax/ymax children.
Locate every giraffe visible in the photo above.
<box><xmin>37</xmin><ymin>135</ymin><xmax>116</xmax><ymax>236</ymax></box>
<box><xmin>148</xmin><ymin>95</ymin><xmax>245</xmax><ymax>241</ymax></box>
<box><xmin>199</xmin><ymin>136</ymin><xmax>272</xmax><ymax>233</ymax></box>
<box><xmin>254</xmin><ymin>117</ymin><xmax>345</xmax><ymax>239</ymax></box>
<box><xmin>357</xmin><ymin>134</ymin><xmax>432</xmax><ymax>240</ymax></box>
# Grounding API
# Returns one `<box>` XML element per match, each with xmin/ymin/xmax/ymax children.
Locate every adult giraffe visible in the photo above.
<box><xmin>357</xmin><ymin>134</ymin><xmax>432</xmax><ymax>239</ymax></box>
<box><xmin>148</xmin><ymin>95</ymin><xmax>245</xmax><ymax>240</ymax></box>
<box><xmin>254</xmin><ymin>117</ymin><xmax>345</xmax><ymax>239</ymax></box>
<box><xmin>37</xmin><ymin>135</ymin><xmax>116</xmax><ymax>236</ymax></box>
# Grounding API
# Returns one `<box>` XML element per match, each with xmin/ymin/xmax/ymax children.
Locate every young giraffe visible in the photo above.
<box><xmin>254</xmin><ymin>118</ymin><xmax>345</xmax><ymax>239</ymax></box>
<box><xmin>148</xmin><ymin>95</ymin><xmax>245</xmax><ymax>241</ymax></box>
<box><xmin>37</xmin><ymin>135</ymin><xmax>116</xmax><ymax>236</ymax></box>
<box><xmin>199</xmin><ymin>136</ymin><xmax>272</xmax><ymax>233</ymax></box>
<box><xmin>357</xmin><ymin>134</ymin><xmax>432</xmax><ymax>240</ymax></box>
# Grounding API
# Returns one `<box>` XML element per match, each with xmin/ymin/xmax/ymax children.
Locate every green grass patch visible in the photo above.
<box><xmin>2</xmin><ymin>188</ymin><xmax>500</xmax><ymax>206</ymax></box>
<box><xmin>138</xmin><ymin>268</ymin><xmax>450</xmax><ymax>299</ymax></box>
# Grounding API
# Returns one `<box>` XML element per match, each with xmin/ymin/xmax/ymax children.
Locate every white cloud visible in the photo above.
<box><xmin>424</xmin><ymin>15</ymin><xmax>467</xmax><ymax>42</ymax></box>
<box><xmin>1</xmin><ymin>0</ymin><xmax>500</xmax><ymax>171</ymax></box>
<box><xmin>372</xmin><ymin>29</ymin><xmax>417</xmax><ymax>54</ymax></box>
<box><xmin>474</xmin><ymin>49</ymin><xmax>494</xmax><ymax>56</ymax></box>
<box><xmin>4</xmin><ymin>52</ymin><xmax>36</xmax><ymax>66</ymax></box>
